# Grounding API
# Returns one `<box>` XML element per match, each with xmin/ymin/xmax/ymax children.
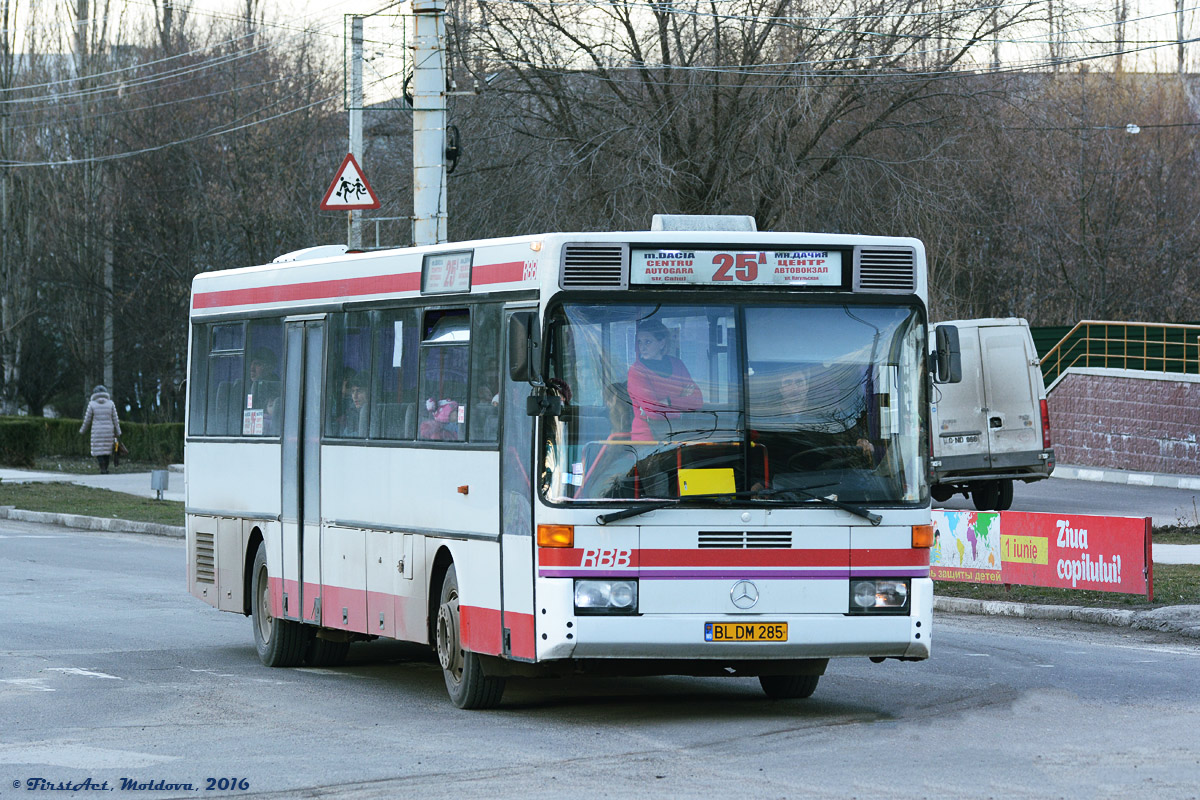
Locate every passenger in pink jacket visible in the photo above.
<box><xmin>627</xmin><ymin>319</ymin><xmax>702</xmax><ymax>440</ymax></box>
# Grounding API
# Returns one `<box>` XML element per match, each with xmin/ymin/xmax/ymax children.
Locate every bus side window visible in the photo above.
<box><xmin>374</xmin><ymin>308</ymin><xmax>420</xmax><ymax>440</ymax></box>
<box><xmin>204</xmin><ymin>323</ymin><xmax>244</xmax><ymax>436</ymax></box>
<box><xmin>418</xmin><ymin>309</ymin><xmax>469</xmax><ymax>442</ymax></box>
<box><xmin>326</xmin><ymin>312</ymin><xmax>372</xmax><ymax>438</ymax></box>
<box><xmin>470</xmin><ymin>303</ymin><xmax>502</xmax><ymax>443</ymax></box>
<box><xmin>245</xmin><ymin>319</ymin><xmax>284</xmax><ymax>436</ymax></box>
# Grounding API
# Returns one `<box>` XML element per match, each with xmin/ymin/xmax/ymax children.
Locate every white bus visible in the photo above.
<box><xmin>185</xmin><ymin>215</ymin><xmax>961</xmax><ymax>708</ymax></box>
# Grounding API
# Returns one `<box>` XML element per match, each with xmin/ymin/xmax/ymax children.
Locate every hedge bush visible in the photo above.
<box><xmin>0</xmin><ymin>416</ymin><xmax>184</xmax><ymax>464</ymax></box>
<box><xmin>0</xmin><ymin>420</ymin><xmax>44</xmax><ymax>467</ymax></box>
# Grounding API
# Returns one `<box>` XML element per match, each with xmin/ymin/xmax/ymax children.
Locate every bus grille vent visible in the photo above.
<box><xmin>195</xmin><ymin>531</ymin><xmax>216</xmax><ymax>584</ymax></box>
<box><xmin>560</xmin><ymin>244</ymin><xmax>628</xmax><ymax>289</ymax></box>
<box><xmin>854</xmin><ymin>247</ymin><xmax>916</xmax><ymax>292</ymax></box>
<box><xmin>698</xmin><ymin>531</ymin><xmax>793</xmax><ymax>549</ymax></box>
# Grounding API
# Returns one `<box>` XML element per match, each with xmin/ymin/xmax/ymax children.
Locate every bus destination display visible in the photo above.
<box><xmin>631</xmin><ymin>248</ymin><xmax>842</xmax><ymax>287</ymax></box>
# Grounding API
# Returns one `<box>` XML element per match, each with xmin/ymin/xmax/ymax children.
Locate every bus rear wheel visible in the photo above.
<box><xmin>435</xmin><ymin>565</ymin><xmax>505</xmax><ymax>709</ymax></box>
<box><xmin>251</xmin><ymin>543</ymin><xmax>307</xmax><ymax>667</ymax></box>
<box><xmin>759</xmin><ymin>674</ymin><xmax>820</xmax><ymax>699</ymax></box>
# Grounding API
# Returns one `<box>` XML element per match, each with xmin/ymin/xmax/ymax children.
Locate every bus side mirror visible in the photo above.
<box><xmin>508</xmin><ymin>310</ymin><xmax>543</xmax><ymax>384</ymax></box>
<box><xmin>932</xmin><ymin>324</ymin><xmax>962</xmax><ymax>384</ymax></box>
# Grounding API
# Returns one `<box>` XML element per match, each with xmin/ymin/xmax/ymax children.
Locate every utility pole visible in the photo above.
<box><xmin>411</xmin><ymin>0</ymin><xmax>447</xmax><ymax>245</ymax></box>
<box><xmin>348</xmin><ymin>16</ymin><xmax>364</xmax><ymax>250</ymax></box>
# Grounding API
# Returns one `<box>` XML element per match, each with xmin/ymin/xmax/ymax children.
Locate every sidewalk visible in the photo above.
<box><xmin>1053</xmin><ymin>463</ymin><xmax>1200</xmax><ymax>491</ymax></box>
<box><xmin>0</xmin><ymin>464</ymin><xmax>184</xmax><ymax>502</ymax></box>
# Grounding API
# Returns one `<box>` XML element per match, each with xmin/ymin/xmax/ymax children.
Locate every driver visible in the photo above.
<box><xmin>746</xmin><ymin>369</ymin><xmax>885</xmax><ymax>487</ymax></box>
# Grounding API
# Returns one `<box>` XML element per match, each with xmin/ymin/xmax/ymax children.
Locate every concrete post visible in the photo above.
<box><xmin>349</xmin><ymin>16</ymin><xmax>364</xmax><ymax>250</ymax></box>
<box><xmin>411</xmin><ymin>0</ymin><xmax>447</xmax><ymax>245</ymax></box>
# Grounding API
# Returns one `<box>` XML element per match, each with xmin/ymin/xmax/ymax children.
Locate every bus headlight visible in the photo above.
<box><xmin>574</xmin><ymin>579</ymin><xmax>638</xmax><ymax>615</ymax></box>
<box><xmin>849</xmin><ymin>579</ymin><xmax>909</xmax><ymax>614</ymax></box>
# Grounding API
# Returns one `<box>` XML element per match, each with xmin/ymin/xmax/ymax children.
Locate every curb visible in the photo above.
<box><xmin>1053</xmin><ymin>464</ymin><xmax>1200</xmax><ymax>491</ymax></box>
<box><xmin>934</xmin><ymin>596</ymin><xmax>1200</xmax><ymax>639</ymax></box>
<box><xmin>0</xmin><ymin>506</ymin><xmax>184</xmax><ymax>539</ymax></box>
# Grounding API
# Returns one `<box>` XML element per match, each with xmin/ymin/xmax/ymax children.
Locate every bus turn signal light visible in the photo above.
<box><xmin>537</xmin><ymin>524</ymin><xmax>574</xmax><ymax>548</ymax></box>
<box><xmin>912</xmin><ymin>524</ymin><xmax>935</xmax><ymax>549</ymax></box>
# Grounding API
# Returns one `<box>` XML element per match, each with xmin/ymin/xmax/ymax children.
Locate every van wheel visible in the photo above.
<box><xmin>759</xmin><ymin>674</ymin><xmax>820</xmax><ymax>699</ymax></box>
<box><xmin>435</xmin><ymin>565</ymin><xmax>506</xmax><ymax>709</ymax></box>
<box><xmin>251</xmin><ymin>543</ymin><xmax>308</xmax><ymax>667</ymax></box>
<box><xmin>930</xmin><ymin>485</ymin><xmax>953</xmax><ymax>503</ymax></box>
<box><xmin>997</xmin><ymin>479</ymin><xmax>1014</xmax><ymax>510</ymax></box>
<box><xmin>971</xmin><ymin>481</ymin><xmax>1001</xmax><ymax>511</ymax></box>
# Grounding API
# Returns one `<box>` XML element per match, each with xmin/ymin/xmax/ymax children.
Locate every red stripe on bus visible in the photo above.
<box><xmin>472</xmin><ymin>260</ymin><xmax>526</xmax><ymax>285</ymax></box>
<box><xmin>192</xmin><ymin>272</ymin><xmax>422</xmax><ymax>309</ymax></box>
<box><xmin>460</xmin><ymin>605</ymin><xmax>504</xmax><ymax>656</ymax></box>
<box><xmin>506</xmin><ymin>612</ymin><xmax>537</xmax><ymax>660</ymax></box>
<box><xmin>641</xmin><ymin>548</ymin><xmax>846</xmax><ymax>567</ymax></box>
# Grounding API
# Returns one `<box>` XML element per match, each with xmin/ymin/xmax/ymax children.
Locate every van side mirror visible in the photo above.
<box><xmin>933</xmin><ymin>324</ymin><xmax>962</xmax><ymax>384</ymax></box>
<box><xmin>508</xmin><ymin>310</ymin><xmax>543</xmax><ymax>384</ymax></box>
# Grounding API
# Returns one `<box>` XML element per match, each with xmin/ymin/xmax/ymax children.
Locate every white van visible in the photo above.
<box><xmin>930</xmin><ymin>318</ymin><xmax>1054</xmax><ymax>510</ymax></box>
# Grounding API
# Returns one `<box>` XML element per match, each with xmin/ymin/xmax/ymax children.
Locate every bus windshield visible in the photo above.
<box><xmin>542</xmin><ymin>301</ymin><xmax>928</xmax><ymax>506</ymax></box>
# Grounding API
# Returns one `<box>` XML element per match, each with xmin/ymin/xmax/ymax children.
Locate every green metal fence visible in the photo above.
<box><xmin>1041</xmin><ymin>320</ymin><xmax>1200</xmax><ymax>389</ymax></box>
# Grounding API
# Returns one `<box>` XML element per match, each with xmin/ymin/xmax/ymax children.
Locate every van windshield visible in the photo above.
<box><xmin>541</xmin><ymin>301</ymin><xmax>929</xmax><ymax>505</ymax></box>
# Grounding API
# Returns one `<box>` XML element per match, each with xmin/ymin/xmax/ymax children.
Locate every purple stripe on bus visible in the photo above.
<box><xmin>538</xmin><ymin>569</ymin><xmax>929</xmax><ymax>579</ymax></box>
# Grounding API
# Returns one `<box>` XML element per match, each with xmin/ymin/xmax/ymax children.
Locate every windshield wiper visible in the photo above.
<box><xmin>751</xmin><ymin>485</ymin><xmax>882</xmax><ymax>526</ymax></box>
<box><xmin>594</xmin><ymin>481</ymin><xmax>880</xmax><ymax>526</ymax></box>
<box><xmin>595</xmin><ymin>492</ymin><xmax>739</xmax><ymax>525</ymax></box>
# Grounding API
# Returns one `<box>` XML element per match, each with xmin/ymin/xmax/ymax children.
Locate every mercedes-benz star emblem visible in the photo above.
<box><xmin>730</xmin><ymin>580</ymin><xmax>759</xmax><ymax>609</ymax></box>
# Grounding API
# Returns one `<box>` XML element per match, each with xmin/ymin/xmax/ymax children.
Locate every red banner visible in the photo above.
<box><xmin>932</xmin><ymin>510</ymin><xmax>1153</xmax><ymax>599</ymax></box>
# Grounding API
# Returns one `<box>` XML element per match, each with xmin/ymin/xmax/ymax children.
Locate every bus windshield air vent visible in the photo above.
<box><xmin>195</xmin><ymin>531</ymin><xmax>216</xmax><ymax>584</ymax></box>
<box><xmin>560</xmin><ymin>243</ymin><xmax>628</xmax><ymax>289</ymax></box>
<box><xmin>854</xmin><ymin>247</ymin><xmax>916</xmax><ymax>293</ymax></box>
<box><xmin>698</xmin><ymin>531</ymin><xmax>793</xmax><ymax>549</ymax></box>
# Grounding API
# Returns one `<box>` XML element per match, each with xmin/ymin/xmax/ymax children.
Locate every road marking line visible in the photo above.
<box><xmin>46</xmin><ymin>668</ymin><xmax>121</xmax><ymax>680</ymax></box>
<box><xmin>0</xmin><ymin>679</ymin><xmax>54</xmax><ymax>692</ymax></box>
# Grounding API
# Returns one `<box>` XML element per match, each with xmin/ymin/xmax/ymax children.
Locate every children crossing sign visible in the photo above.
<box><xmin>320</xmin><ymin>153</ymin><xmax>381</xmax><ymax>210</ymax></box>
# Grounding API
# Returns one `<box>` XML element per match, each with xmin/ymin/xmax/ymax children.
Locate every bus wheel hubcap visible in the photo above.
<box><xmin>436</xmin><ymin>601</ymin><xmax>462</xmax><ymax>676</ymax></box>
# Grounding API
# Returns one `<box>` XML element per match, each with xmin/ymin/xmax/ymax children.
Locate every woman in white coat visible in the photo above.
<box><xmin>79</xmin><ymin>385</ymin><xmax>122</xmax><ymax>474</ymax></box>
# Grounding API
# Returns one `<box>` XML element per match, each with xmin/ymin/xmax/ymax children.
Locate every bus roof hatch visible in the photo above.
<box><xmin>650</xmin><ymin>214</ymin><xmax>757</xmax><ymax>232</ymax></box>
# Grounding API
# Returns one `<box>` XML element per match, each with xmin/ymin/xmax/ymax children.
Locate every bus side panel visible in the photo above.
<box><xmin>321</xmin><ymin>525</ymin><xmax>367</xmax><ymax>633</ymax></box>
<box><xmin>501</xmin><ymin>532</ymin><xmax>536</xmax><ymax>660</ymax></box>
<box><xmin>430</xmin><ymin>538</ymin><xmax>504</xmax><ymax>656</ymax></box>
<box><xmin>188</xmin><ymin>515</ymin><xmax>219</xmax><ymax>607</ymax></box>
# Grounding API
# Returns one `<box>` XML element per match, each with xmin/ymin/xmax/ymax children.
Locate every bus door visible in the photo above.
<box><xmin>281</xmin><ymin>318</ymin><xmax>324</xmax><ymax>625</ymax></box>
<box><xmin>499</xmin><ymin>308</ymin><xmax>536</xmax><ymax>660</ymax></box>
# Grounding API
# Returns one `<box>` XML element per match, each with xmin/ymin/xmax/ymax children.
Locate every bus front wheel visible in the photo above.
<box><xmin>435</xmin><ymin>565</ymin><xmax>505</xmax><ymax>709</ymax></box>
<box><xmin>759</xmin><ymin>674</ymin><xmax>820</xmax><ymax>699</ymax></box>
<box><xmin>251</xmin><ymin>543</ymin><xmax>307</xmax><ymax>667</ymax></box>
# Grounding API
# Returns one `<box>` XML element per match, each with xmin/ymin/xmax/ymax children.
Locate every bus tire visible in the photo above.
<box><xmin>759</xmin><ymin>674</ymin><xmax>820</xmax><ymax>699</ymax></box>
<box><xmin>306</xmin><ymin>636</ymin><xmax>351</xmax><ymax>667</ymax></box>
<box><xmin>436</xmin><ymin>565</ymin><xmax>505</xmax><ymax>709</ymax></box>
<box><xmin>251</xmin><ymin>543</ymin><xmax>307</xmax><ymax>668</ymax></box>
<box><xmin>997</xmin><ymin>479</ymin><xmax>1014</xmax><ymax>511</ymax></box>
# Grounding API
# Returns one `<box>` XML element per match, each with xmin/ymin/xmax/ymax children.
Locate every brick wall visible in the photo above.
<box><xmin>1047</xmin><ymin>368</ymin><xmax>1200</xmax><ymax>475</ymax></box>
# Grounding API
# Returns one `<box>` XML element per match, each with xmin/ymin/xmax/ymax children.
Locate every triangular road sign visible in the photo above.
<box><xmin>320</xmin><ymin>153</ymin><xmax>381</xmax><ymax>210</ymax></box>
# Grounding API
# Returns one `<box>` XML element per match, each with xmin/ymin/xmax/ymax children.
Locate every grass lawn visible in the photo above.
<box><xmin>935</xmin><ymin>563</ymin><xmax>1200</xmax><ymax>609</ymax></box>
<box><xmin>0</xmin><ymin>481</ymin><xmax>184</xmax><ymax>527</ymax></box>
<box><xmin>32</xmin><ymin>455</ymin><xmax>168</xmax><ymax>475</ymax></box>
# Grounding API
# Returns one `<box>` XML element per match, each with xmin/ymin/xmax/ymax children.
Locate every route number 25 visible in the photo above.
<box><xmin>711</xmin><ymin>252</ymin><xmax>763</xmax><ymax>282</ymax></box>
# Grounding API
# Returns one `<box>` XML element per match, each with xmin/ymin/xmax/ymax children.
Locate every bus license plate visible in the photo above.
<box><xmin>704</xmin><ymin>622</ymin><xmax>787</xmax><ymax>642</ymax></box>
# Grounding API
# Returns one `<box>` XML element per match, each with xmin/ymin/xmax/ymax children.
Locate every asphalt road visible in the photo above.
<box><xmin>2</xmin><ymin>521</ymin><xmax>1198</xmax><ymax>799</ymax></box>
<box><xmin>937</xmin><ymin>475</ymin><xmax>1200</xmax><ymax>527</ymax></box>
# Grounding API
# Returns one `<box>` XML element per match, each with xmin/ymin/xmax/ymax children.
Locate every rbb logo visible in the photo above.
<box><xmin>580</xmin><ymin>548</ymin><xmax>632</xmax><ymax>568</ymax></box>
<box><xmin>522</xmin><ymin>260</ymin><xmax>538</xmax><ymax>281</ymax></box>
